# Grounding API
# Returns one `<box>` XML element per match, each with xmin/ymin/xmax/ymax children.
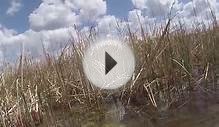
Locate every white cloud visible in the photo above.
<box><xmin>132</xmin><ymin>0</ymin><xmax>147</xmax><ymax>9</ymax></box>
<box><xmin>0</xmin><ymin>24</ymin><xmax>18</xmax><ymax>43</ymax></box>
<box><xmin>1</xmin><ymin>0</ymin><xmax>219</xmax><ymax>63</ymax></box>
<box><xmin>182</xmin><ymin>0</ymin><xmax>213</xmax><ymax>17</ymax></box>
<box><xmin>67</xmin><ymin>0</ymin><xmax>107</xmax><ymax>22</ymax></box>
<box><xmin>29</xmin><ymin>0</ymin><xmax>79</xmax><ymax>31</ymax></box>
<box><xmin>174</xmin><ymin>0</ymin><xmax>219</xmax><ymax>27</ymax></box>
<box><xmin>132</xmin><ymin>0</ymin><xmax>180</xmax><ymax>18</ymax></box>
<box><xmin>1</xmin><ymin>0</ymin><xmax>107</xmax><ymax>62</ymax></box>
<box><xmin>128</xmin><ymin>9</ymin><xmax>149</xmax><ymax>31</ymax></box>
<box><xmin>128</xmin><ymin>9</ymin><xmax>147</xmax><ymax>36</ymax></box>
<box><xmin>131</xmin><ymin>0</ymin><xmax>219</xmax><ymax>29</ymax></box>
<box><xmin>29</xmin><ymin>0</ymin><xmax>107</xmax><ymax>31</ymax></box>
<box><xmin>6</xmin><ymin>0</ymin><xmax>22</xmax><ymax>16</ymax></box>
<box><xmin>96</xmin><ymin>15</ymin><xmax>119</xmax><ymax>37</ymax></box>
<box><xmin>0</xmin><ymin>25</ymin><xmax>77</xmax><ymax>61</ymax></box>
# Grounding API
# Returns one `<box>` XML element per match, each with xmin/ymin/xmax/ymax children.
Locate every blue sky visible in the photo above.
<box><xmin>0</xmin><ymin>0</ymin><xmax>218</xmax><ymax>62</ymax></box>
<box><xmin>0</xmin><ymin>0</ymin><xmax>134</xmax><ymax>33</ymax></box>
<box><xmin>0</xmin><ymin>0</ymin><xmax>213</xmax><ymax>33</ymax></box>
<box><xmin>107</xmin><ymin>0</ymin><xmax>133</xmax><ymax>19</ymax></box>
<box><xmin>0</xmin><ymin>0</ymin><xmax>41</xmax><ymax>33</ymax></box>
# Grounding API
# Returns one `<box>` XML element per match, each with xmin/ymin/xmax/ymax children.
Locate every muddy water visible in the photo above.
<box><xmin>101</xmin><ymin>90</ymin><xmax>219</xmax><ymax>127</ymax></box>
<box><xmin>100</xmin><ymin>103</ymin><xmax>219</xmax><ymax>127</ymax></box>
<box><xmin>119</xmin><ymin>103</ymin><xmax>219</xmax><ymax>127</ymax></box>
<box><xmin>41</xmin><ymin>92</ymin><xmax>219</xmax><ymax>127</ymax></box>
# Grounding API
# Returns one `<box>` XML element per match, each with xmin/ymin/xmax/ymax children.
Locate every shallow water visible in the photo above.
<box><xmin>100</xmin><ymin>89</ymin><xmax>219</xmax><ymax>127</ymax></box>
<box><xmin>121</xmin><ymin>104</ymin><xmax>219</xmax><ymax>127</ymax></box>
<box><xmin>39</xmin><ymin>85</ymin><xmax>219</xmax><ymax>127</ymax></box>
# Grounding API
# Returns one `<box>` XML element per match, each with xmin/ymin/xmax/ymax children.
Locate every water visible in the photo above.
<box><xmin>120</xmin><ymin>103</ymin><xmax>219</xmax><ymax>127</ymax></box>
<box><xmin>38</xmin><ymin>85</ymin><xmax>219</xmax><ymax>127</ymax></box>
<box><xmin>99</xmin><ymin>87</ymin><xmax>219</xmax><ymax>127</ymax></box>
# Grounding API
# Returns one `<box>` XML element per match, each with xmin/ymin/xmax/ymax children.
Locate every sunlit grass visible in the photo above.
<box><xmin>0</xmin><ymin>19</ymin><xmax>218</xmax><ymax>127</ymax></box>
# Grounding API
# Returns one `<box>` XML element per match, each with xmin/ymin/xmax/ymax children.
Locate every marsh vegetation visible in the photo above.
<box><xmin>0</xmin><ymin>15</ymin><xmax>219</xmax><ymax>127</ymax></box>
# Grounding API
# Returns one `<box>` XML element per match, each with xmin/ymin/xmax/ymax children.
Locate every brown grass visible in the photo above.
<box><xmin>0</xmin><ymin>19</ymin><xmax>218</xmax><ymax>126</ymax></box>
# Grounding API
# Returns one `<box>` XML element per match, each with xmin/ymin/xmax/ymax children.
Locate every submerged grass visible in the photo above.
<box><xmin>0</xmin><ymin>20</ymin><xmax>218</xmax><ymax>127</ymax></box>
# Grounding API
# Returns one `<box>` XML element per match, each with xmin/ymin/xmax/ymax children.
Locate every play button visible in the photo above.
<box><xmin>105</xmin><ymin>52</ymin><xmax>117</xmax><ymax>75</ymax></box>
<box><xmin>83</xmin><ymin>39</ymin><xmax>135</xmax><ymax>89</ymax></box>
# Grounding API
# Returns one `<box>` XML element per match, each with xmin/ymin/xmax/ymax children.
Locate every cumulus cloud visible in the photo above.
<box><xmin>29</xmin><ymin>0</ymin><xmax>79</xmax><ymax>31</ymax></box>
<box><xmin>6</xmin><ymin>0</ymin><xmax>22</xmax><ymax>16</ymax></box>
<box><xmin>66</xmin><ymin>0</ymin><xmax>107</xmax><ymax>22</ymax></box>
<box><xmin>0</xmin><ymin>24</ymin><xmax>18</xmax><ymax>44</ymax></box>
<box><xmin>132</xmin><ymin>0</ymin><xmax>147</xmax><ymax>9</ymax></box>
<box><xmin>181</xmin><ymin>0</ymin><xmax>211</xmax><ymax>18</ymax></box>
<box><xmin>128</xmin><ymin>9</ymin><xmax>148</xmax><ymax>30</ymax></box>
<box><xmin>132</xmin><ymin>0</ymin><xmax>180</xmax><ymax>18</ymax></box>
<box><xmin>0</xmin><ymin>25</ymin><xmax>77</xmax><ymax>62</ymax></box>
<box><xmin>96</xmin><ymin>15</ymin><xmax>120</xmax><ymax>37</ymax></box>
<box><xmin>130</xmin><ymin>0</ymin><xmax>219</xmax><ymax>29</ymax></box>
<box><xmin>174</xmin><ymin>0</ymin><xmax>219</xmax><ymax>27</ymax></box>
<box><xmin>29</xmin><ymin>0</ymin><xmax>107</xmax><ymax>31</ymax></box>
<box><xmin>127</xmin><ymin>9</ymin><xmax>149</xmax><ymax>37</ymax></box>
<box><xmin>1</xmin><ymin>0</ymin><xmax>108</xmax><ymax>62</ymax></box>
<box><xmin>1</xmin><ymin>0</ymin><xmax>219</xmax><ymax>63</ymax></box>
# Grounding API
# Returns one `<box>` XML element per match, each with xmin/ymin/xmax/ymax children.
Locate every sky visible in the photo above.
<box><xmin>0</xmin><ymin>0</ymin><xmax>133</xmax><ymax>33</ymax></box>
<box><xmin>0</xmin><ymin>0</ymin><xmax>218</xmax><ymax>63</ymax></box>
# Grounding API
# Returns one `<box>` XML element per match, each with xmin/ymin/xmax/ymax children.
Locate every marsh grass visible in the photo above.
<box><xmin>0</xmin><ymin>19</ymin><xmax>218</xmax><ymax>126</ymax></box>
